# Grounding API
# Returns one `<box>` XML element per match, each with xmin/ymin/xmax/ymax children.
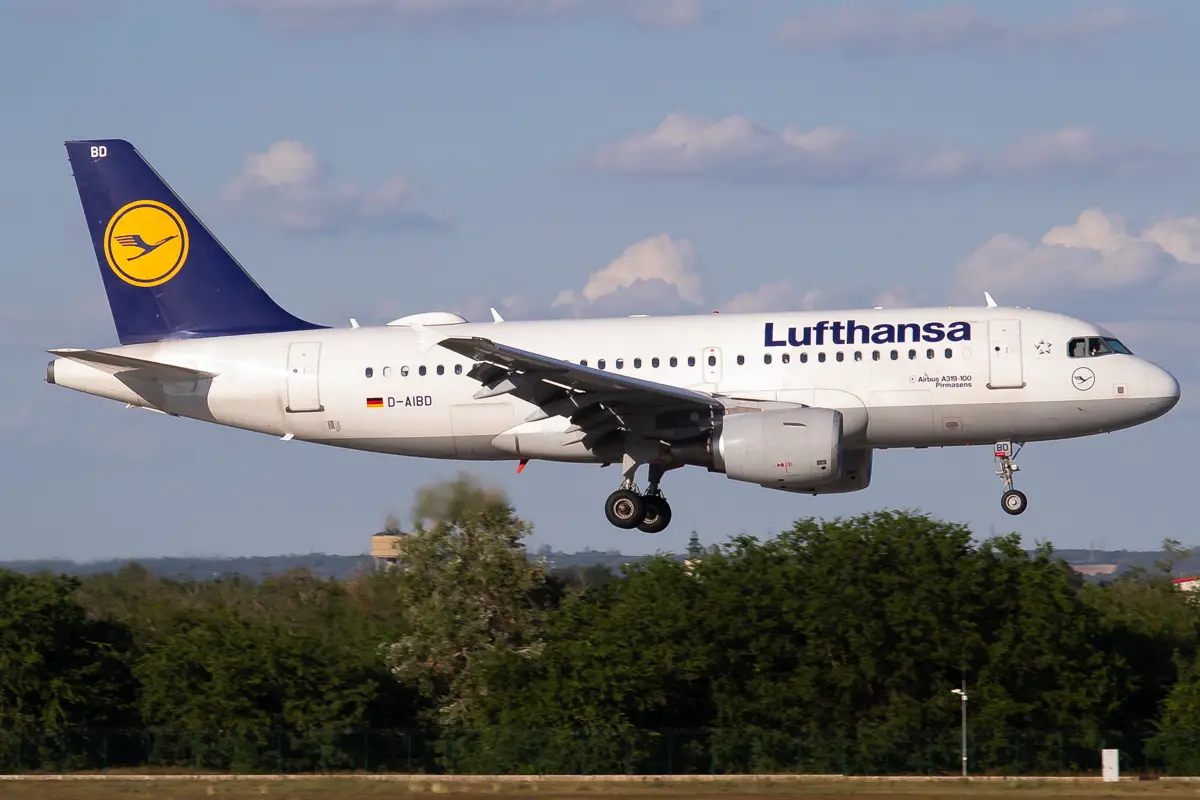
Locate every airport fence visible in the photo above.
<box><xmin>2</xmin><ymin>727</ymin><xmax>1200</xmax><ymax>776</ymax></box>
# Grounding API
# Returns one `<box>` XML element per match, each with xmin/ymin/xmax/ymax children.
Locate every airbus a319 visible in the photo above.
<box><xmin>46</xmin><ymin>140</ymin><xmax>1181</xmax><ymax>532</ymax></box>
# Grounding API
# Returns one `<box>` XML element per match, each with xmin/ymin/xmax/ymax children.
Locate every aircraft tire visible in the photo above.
<box><xmin>637</xmin><ymin>496</ymin><xmax>672</xmax><ymax>534</ymax></box>
<box><xmin>605</xmin><ymin>489</ymin><xmax>645</xmax><ymax>529</ymax></box>
<box><xmin>1001</xmin><ymin>489</ymin><xmax>1028</xmax><ymax>516</ymax></box>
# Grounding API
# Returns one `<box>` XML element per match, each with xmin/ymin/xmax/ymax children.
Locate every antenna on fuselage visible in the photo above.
<box><xmin>984</xmin><ymin>292</ymin><xmax>998</xmax><ymax>308</ymax></box>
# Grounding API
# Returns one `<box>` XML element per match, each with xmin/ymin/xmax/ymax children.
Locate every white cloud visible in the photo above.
<box><xmin>211</xmin><ymin>0</ymin><xmax>707</xmax><ymax>31</ymax></box>
<box><xmin>440</xmin><ymin>233</ymin><xmax>912</xmax><ymax>322</ymax></box>
<box><xmin>552</xmin><ymin>234</ymin><xmax>703</xmax><ymax>316</ymax></box>
<box><xmin>778</xmin><ymin>4</ymin><xmax>1141</xmax><ymax>55</ymax></box>
<box><xmin>721</xmin><ymin>281</ymin><xmax>913</xmax><ymax>315</ymax></box>
<box><xmin>587</xmin><ymin>114</ymin><xmax>1186</xmax><ymax>185</ymax></box>
<box><xmin>221</xmin><ymin>140</ymin><xmax>448</xmax><ymax>234</ymax></box>
<box><xmin>954</xmin><ymin>208</ymin><xmax>1200</xmax><ymax>311</ymax></box>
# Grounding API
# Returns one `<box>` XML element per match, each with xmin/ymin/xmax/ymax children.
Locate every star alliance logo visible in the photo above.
<box><xmin>1035</xmin><ymin>339</ymin><xmax>1052</xmax><ymax>355</ymax></box>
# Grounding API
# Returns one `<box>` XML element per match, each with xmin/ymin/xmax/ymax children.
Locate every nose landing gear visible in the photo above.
<box><xmin>995</xmin><ymin>441</ymin><xmax>1027</xmax><ymax>515</ymax></box>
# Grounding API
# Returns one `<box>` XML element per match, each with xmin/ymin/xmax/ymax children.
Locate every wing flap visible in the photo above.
<box><xmin>439</xmin><ymin>337</ymin><xmax>722</xmax><ymax>409</ymax></box>
<box><xmin>48</xmin><ymin>348</ymin><xmax>217</xmax><ymax>382</ymax></box>
<box><xmin>438</xmin><ymin>336</ymin><xmax>722</xmax><ymax>444</ymax></box>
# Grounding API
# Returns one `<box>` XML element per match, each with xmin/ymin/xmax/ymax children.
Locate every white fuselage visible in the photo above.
<box><xmin>47</xmin><ymin>306</ymin><xmax>1180</xmax><ymax>465</ymax></box>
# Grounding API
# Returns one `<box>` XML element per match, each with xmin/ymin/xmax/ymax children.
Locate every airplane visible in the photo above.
<box><xmin>46</xmin><ymin>139</ymin><xmax>1181</xmax><ymax>533</ymax></box>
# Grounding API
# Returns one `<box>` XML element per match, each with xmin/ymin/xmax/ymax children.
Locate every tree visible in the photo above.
<box><xmin>0</xmin><ymin>570</ymin><xmax>137</xmax><ymax>768</ymax></box>
<box><xmin>382</xmin><ymin>474</ymin><xmax>551</xmax><ymax>728</ymax></box>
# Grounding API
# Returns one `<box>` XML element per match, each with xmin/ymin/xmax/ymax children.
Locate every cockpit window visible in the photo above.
<box><xmin>1104</xmin><ymin>337</ymin><xmax>1133</xmax><ymax>355</ymax></box>
<box><xmin>1068</xmin><ymin>336</ymin><xmax>1132</xmax><ymax>358</ymax></box>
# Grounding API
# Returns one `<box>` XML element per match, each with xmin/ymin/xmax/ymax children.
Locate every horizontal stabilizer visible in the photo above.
<box><xmin>48</xmin><ymin>348</ymin><xmax>217</xmax><ymax>381</ymax></box>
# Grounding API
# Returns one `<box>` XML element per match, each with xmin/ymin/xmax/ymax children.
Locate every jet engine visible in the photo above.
<box><xmin>671</xmin><ymin>406</ymin><xmax>844</xmax><ymax>491</ymax></box>
<box><xmin>802</xmin><ymin>447</ymin><xmax>873</xmax><ymax>494</ymax></box>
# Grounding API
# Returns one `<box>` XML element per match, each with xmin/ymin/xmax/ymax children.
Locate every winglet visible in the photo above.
<box><xmin>490</xmin><ymin>307</ymin><xmax>504</xmax><ymax>323</ymax></box>
<box><xmin>984</xmin><ymin>292</ymin><xmax>998</xmax><ymax>308</ymax></box>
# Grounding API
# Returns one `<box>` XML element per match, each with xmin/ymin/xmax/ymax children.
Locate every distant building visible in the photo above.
<box><xmin>1070</xmin><ymin>563</ymin><xmax>1119</xmax><ymax>576</ymax></box>
<box><xmin>684</xmin><ymin>531</ymin><xmax>704</xmax><ymax>575</ymax></box>
<box><xmin>1174</xmin><ymin>575</ymin><xmax>1200</xmax><ymax>593</ymax></box>
<box><xmin>371</xmin><ymin>529</ymin><xmax>409</xmax><ymax>571</ymax></box>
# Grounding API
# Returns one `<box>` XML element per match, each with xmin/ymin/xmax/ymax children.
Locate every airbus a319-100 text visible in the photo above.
<box><xmin>45</xmin><ymin>140</ymin><xmax>1181</xmax><ymax>532</ymax></box>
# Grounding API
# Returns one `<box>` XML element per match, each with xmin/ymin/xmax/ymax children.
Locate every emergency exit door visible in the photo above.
<box><xmin>986</xmin><ymin>319</ymin><xmax>1025</xmax><ymax>389</ymax></box>
<box><xmin>286</xmin><ymin>342</ymin><xmax>324</xmax><ymax>412</ymax></box>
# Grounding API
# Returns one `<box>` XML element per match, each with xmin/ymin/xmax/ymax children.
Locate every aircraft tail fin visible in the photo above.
<box><xmin>64</xmin><ymin>139</ymin><xmax>326</xmax><ymax>345</ymax></box>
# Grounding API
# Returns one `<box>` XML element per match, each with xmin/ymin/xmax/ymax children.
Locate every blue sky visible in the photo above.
<box><xmin>1</xmin><ymin>0</ymin><xmax>1198</xmax><ymax>561</ymax></box>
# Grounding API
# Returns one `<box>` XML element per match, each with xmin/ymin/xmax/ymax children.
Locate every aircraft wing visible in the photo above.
<box><xmin>437</xmin><ymin>336</ymin><xmax>723</xmax><ymax>446</ymax></box>
<box><xmin>47</xmin><ymin>348</ymin><xmax>217</xmax><ymax>382</ymax></box>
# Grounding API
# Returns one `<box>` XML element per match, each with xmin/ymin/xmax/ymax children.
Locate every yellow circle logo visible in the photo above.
<box><xmin>103</xmin><ymin>200</ymin><xmax>189</xmax><ymax>287</ymax></box>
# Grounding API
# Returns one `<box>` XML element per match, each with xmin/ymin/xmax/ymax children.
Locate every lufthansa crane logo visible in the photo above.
<box><xmin>1072</xmin><ymin>367</ymin><xmax>1096</xmax><ymax>391</ymax></box>
<box><xmin>103</xmin><ymin>200</ymin><xmax>189</xmax><ymax>287</ymax></box>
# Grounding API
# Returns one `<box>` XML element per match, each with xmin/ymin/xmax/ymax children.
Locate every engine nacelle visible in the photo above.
<box><xmin>704</xmin><ymin>407</ymin><xmax>844</xmax><ymax>491</ymax></box>
<box><xmin>802</xmin><ymin>448</ymin><xmax>873</xmax><ymax>495</ymax></box>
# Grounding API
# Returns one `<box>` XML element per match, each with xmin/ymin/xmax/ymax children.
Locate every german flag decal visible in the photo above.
<box><xmin>366</xmin><ymin>397</ymin><xmax>384</xmax><ymax>408</ymax></box>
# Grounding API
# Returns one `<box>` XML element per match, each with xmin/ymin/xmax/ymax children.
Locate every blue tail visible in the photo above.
<box><xmin>64</xmin><ymin>139</ymin><xmax>327</xmax><ymax>345</ymax></box>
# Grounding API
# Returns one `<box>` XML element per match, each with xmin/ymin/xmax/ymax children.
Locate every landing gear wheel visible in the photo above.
<box><xmin>605</xmin><ymin>489</ymin><xmax>645</xmax><ymax>530</ymax></box>
<box><xmin>1001</xmin><ymin>489</ymin><xmax>1028</xmax><ymax>516</ymax></box>
<box><xmin>638</xmin><ymin>495</ymin><xmax>672</xmax><ymax>534</ymax></box>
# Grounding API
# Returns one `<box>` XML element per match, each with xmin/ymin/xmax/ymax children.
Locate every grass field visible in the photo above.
<box><xmin>2</xmin><ymin>777</ymin><xmax>1199</xmax><ymax>800</ymax></box>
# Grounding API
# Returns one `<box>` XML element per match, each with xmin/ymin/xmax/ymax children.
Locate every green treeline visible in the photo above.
<box><xmin>5</xmin><ymin>475</ymin><xmax>1200</xmax><ymax>776</ymax></box>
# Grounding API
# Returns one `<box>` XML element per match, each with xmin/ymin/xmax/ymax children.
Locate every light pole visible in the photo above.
<box><xmin>951</xmin><ymin>683</ymin><xmax>968</xmax><ymax>777</ymax></box>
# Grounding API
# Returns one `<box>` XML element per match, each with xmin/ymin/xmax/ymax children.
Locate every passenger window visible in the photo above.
<box><xmin>764</xmin><ymin>354</ymin><xmax>772</xmax><ymax>364</ymax></box>
<box><xmin>580</xmin><ymin>359</ymin><xmax>588</xmax><ymax>367</ymax></box>
<box><xmin>419</xmin><ymin>365</ymin><xmax>427</xmax><ymax>376</ymax></box>
<box><xmin>382</xmin><ymin>366</ymin><xmax>392</xmax><ymax>377</ymax></box>
<box><xmin>836</xmin><ymin>352</ymin><xmax>844</xmax><ymax>362</ymax></box>
<box><xmin>800</xmin><ymin>353</ymin><xmax>809</xmax><ymax>363</ymax></box>
<box><xmin>908</xmin><ymin>349</ymin><xmax>916</xmax><ymax>360</ymax></box>
<box><xmin>633</xmin><ymin>358</ymin><xmax>642</xmax><ymax>369</ymax></box>
<box><xmin>890</xmin><ymin>350</ymin><xmax>898</xmax><ymax>360</ymax></box>
<box><xmin>652</xmin><ymin>357</ymin><xmax>660</xmax><ymax>368</ymax></box>
<box><xmin>437</xmin><ymin>365</ymin><xmax>445</xmax><ymax>375</ymax></box>
<box><xmin>736</xmin><ymin>355</ymin><xmax>745</xmax><ymax>365</ymax></box>
<box><xmin>782</xmin><ymin>353</ymin><xmax>790</xmax><ymax>364</ymax></box>
<box><xmin>688</xmin><ymin>356</ymin><xmax>696</xmax><ymax>367</ymax></box>
<box><xmin>401</xmin><ymin>366</ymin><xmax>410</xmax><ymax>377</ymax></box>
<box><xmin>818</xmin><ymin>352</ymin><xmax>826</xmax><ymax>363</ymax></box>
<box><xmin>455</xmin><ymin>364</ymin><xmax>463</xmax><ymax>375</ymax></box>
<box><xmin>872</xmin><ymin>351</ymin><xmax>880</xmax><ymax>361</ymax></box>
<box><xmin>615</xmin><ymin>358</ymin><xmax>624</xmax><ymax>369</ymax></box>
<box><xmin>598</xmin><ymin>359</ymin><xmax>606</xmax><ymax>369</ymax></box>
<box><xmin>669</xmin><ymin>357</ymin><xmax>678</xmax><ymax>367</ymax></box>
<box><xmin>707</xmin><ymin>355</ymin><xmax>716</xmax><ymax>367</ymax></box>
<box><xmin>926</xmin><ymin>349</ymin><xmax>934</xmax><ymax>359</ymax></box>
<box><xmin>854</xmin><ymin>351</ymin><xmax>862</xmax><ymax>362</ymax></box>
<box><xmin>944</xmin><ymin>348</ymin><xmax>953</xmax><ymax>359</ymax></box>
<box><xmin>365</xmin><ymin>367</ymin><xmax>374</xmax><ymax>378</ymax></box>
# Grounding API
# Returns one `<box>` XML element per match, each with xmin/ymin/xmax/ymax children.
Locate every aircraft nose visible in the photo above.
<box><xmin>1146</xmin><ymin>362</ymin><xmax>1181</xmax><ymax>412</ymax></box>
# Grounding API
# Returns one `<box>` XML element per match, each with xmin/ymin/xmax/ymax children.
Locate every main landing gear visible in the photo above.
<box><xmin>994</xmin><ymin>441</ymin><xmax>1028</xmax><ymax>516</ymax></box>
<box><xmin>604</xmin><ymin>462</ymin><xmax>673</xmax><ymax>534</ymax></box>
